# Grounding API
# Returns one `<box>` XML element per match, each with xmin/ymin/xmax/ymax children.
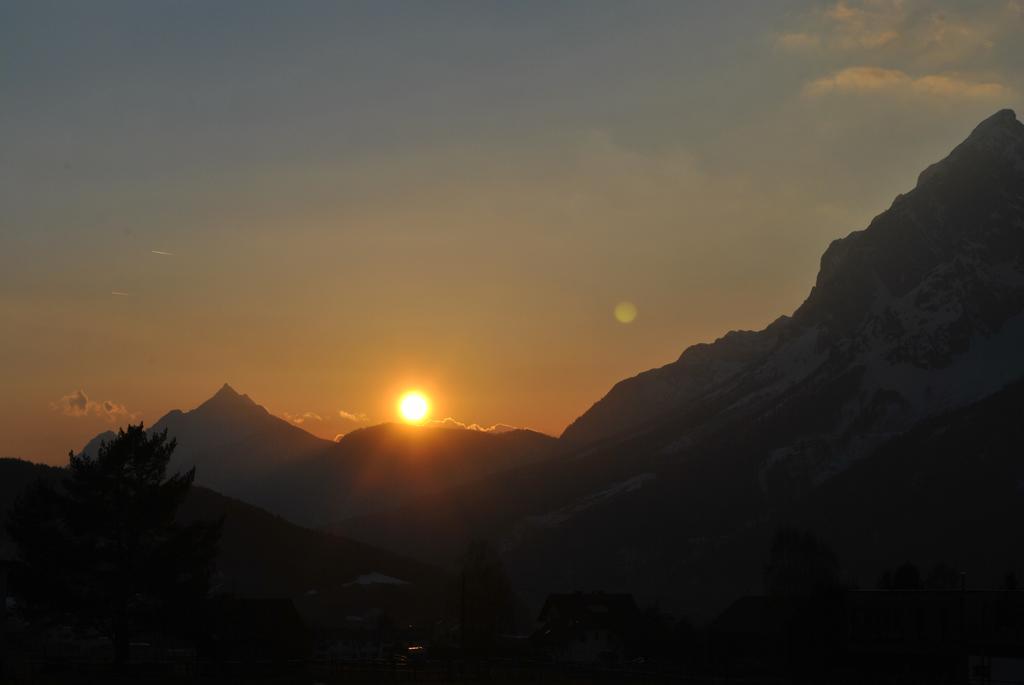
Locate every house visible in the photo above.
<box><xmin>847</xmin><ymin>589</ymin><xmax>1024</xmax><ymax>684</ymax></box>
<box><xmin>533</xmin><ymin>592</ymin><xmax>639</xmax><ymax>664</ymax></box>
<box><xmin>711</xmin><ymin>590</ymin><xmax>1024</xmax><ymax>682</ymax></box>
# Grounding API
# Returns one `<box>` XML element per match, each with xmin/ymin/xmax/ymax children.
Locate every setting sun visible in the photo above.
<box><xmin>397</xmin><ymin>391</ymin><xmax>430</xmax><ymax>423</ymax></box>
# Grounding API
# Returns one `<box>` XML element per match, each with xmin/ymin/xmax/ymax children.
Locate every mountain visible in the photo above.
<box><xmin>0</xmin><ymin>458</ymin><xmax>447</xmax><ymax>625</ymax></box>
<box><xmin>564</xmin><ymin>108</ymin><xmax>1024</xmax><ymax>484</ymax></box>
<box><xmin>782</xmin><ymin>375</ymin><xmax>1024</xmax><ymax>589</ymax></box>
<box><xmin>340</xmin><ymin>110</ymin><xmax>1024</xmax><ymax>618</ymax></box>
<box><xmin>81</xmin><ymin>383</ymin><xmax>329</xmax><ymax>497</ymax></box>
<box><xmin>259</xmin><ymin>421</ymin><xmax>559</xmax><ymax>527</ymax></box>
<box><xmin>81</xmin><ymin>386</ymin><xmax>558</xmax><ymax>530</ymax></box>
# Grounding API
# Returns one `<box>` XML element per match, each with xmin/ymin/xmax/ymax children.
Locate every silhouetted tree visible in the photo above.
<box><xmin>764</xmin><ymin>528</ymin><xmax>840</xmax><ymax>597</ymax></box>
<box><xmin>876</xmin><ymin>562</ymin><xmax>924</xmax><ymax>589</ymax></box>
<box><xmin>457</xmin><ymin>540</ymin><xmax>516</xmax><ymax>655</ymax></box>
<box><xmin>763</xmin><ymin>528</ymin><xmax>843</xmax><ymax>681</ymax></box>
<box><xmin>893</xmin><ymin>562</ymin><xmax>922</xmax><ymax>589</ymax></box>
<box><xmin>925</xmin><ymin>562</ymin><xmax>961</xmax><ymax>589</ymax></box>
<box><xmin>6</xmin><ymin>424</ymin><xmax>221</xmax><ymax>666</ymax></box>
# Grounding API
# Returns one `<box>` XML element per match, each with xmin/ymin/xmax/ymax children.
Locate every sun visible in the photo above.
<box><xmin>398</xmin><ymin>391</ymin><xmax>430</xmax><ymax>423</ymax></box>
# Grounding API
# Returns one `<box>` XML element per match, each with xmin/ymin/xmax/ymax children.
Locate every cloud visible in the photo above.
<box><xmin>428</xmin><ymin>416</ymin><xmax>518</xmax><ymax>433</ymax></box>
<box><xmin>914</xmin><ymin>10</ymin><xmax>1001</xmax><ymax>68</ymax></box>
<box><xmin>99</xmin><ymin>400</ymin><xmax>132</xmax><ymax>421</ymax></box>
<box><xmin>52</xmin><ymin>389</ymin><xmax>136</xmax><ymax>422</ymax></box>
<box><xmin>778</xmin><ymin>1</ymin><xmax>1019</xmax><ymax>71</ymax></box>
<box><xmin>56</xmin><ymin>389</ymin><xmax>90</xmax><ymax>416</ymax></box>
<box><xmin>283</xmin><ymin>411</ymin><xmax>323</xmax><ymax>425</ymax></box>
<box><xmin>338</xmin><ymin>409</ymin><xmax>368</xmax><ymax>423</ymax></box>
<box><xmin>150</xmin><ymin>250</ymin><xmax>175</xmax><ymax>256</ymax></box>
<box><xmin>111</xmin><ymin>291</ymin><xmax>130</xmax><ymax>296</ymax></box>
<box><xmin>776</xmin><ymin>32</ymin><xmax>821</xmax><ymax>51</ymax></box>
<box><xmin>819</xmin><ymin>0</ymin><xmax>904</xmax><ymax>50</ymax></box>
<box><xmin>911</xmin><ymin>73</ymin><xmax>1009</xmax><ymax>98</ymax></box>
<box><xmin>805</xmin><ymin>66</ymin><xmax>913</xmax><ymax>94</ymax></box>
<box><xmin>282</xmin><ymin>407</ymin><xmax>369</xmax><ymax>441</ymax></box>
<box><xmin>283</xmin><ymin>409</ymin><xmax>367</xmax><ymax>426</ymax></box>
<box><xmin>804</xmin><ymin>66</ymin><xmax>1010</xmax><ymax>98</ymax></box>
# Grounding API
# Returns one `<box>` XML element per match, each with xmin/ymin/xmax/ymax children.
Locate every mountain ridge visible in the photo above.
<box><xmin>80</xmin><ymin>385</ymin><xmax>559</xmax><ymax>533</ymax></box>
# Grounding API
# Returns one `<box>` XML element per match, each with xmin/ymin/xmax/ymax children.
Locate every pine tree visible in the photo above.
<box><xmin>6</xmin><ymin>424</ymin><xmax>221</xmax><ymax>666</ymax></box>
<box><xmin>458</xmin><ymin>540</ymin><xmax>517</xmax><ymax>655</ymax></box>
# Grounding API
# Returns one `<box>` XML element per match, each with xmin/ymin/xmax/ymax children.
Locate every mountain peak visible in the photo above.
<box><xmin>917</xmin><ymin>108</ymin><xmax>1023</xmax><ymax>188</ymax></box>
<box><xmin>563</xmin><ymin>109</ymin><xmax>1024</xmax><ymax>448</ymax></box>
<box><xmin>960</xmin><ymin>108</ymin><xmax>1023</xmax><ymax>152</ymax></box>
<box><xmin>214</xmin><ymin>382</ymin><xmax>241</xmax><ymax>398</ymax></box>
<box><xmin>970</xmin><ymin>108</ymin><xmax>1018</xmax><ymax>135</ymax></box>
<box><xmin>198</xmin><ymin>383</ymin><xmax>260</xmax><ymax>413</ymax></box>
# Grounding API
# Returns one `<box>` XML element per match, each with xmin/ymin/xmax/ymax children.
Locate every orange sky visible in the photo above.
<box><xmin>2</xmin><ymin>1</ymin><xmax>1022</xmax><ymax>463</ymax></box>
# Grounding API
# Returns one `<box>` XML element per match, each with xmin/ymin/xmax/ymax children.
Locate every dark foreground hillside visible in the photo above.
<box><xmin>0</xmin><ymin>458</ymin><xmax>447</xmax><ymax>623</ymax></box>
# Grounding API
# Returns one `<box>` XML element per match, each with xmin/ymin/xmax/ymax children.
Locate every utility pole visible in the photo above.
<box><xmin>961</xmin><ymin>572</ymin><xmax>968</xmax><ymax>683</ymax></box>
<box><xmin>460</xmin><ymin>566</ymin><xmax>467</xmax><ymax>654</ymax></box>
<box><xmin>0</xmin><ymin>561</ymin><xmax>6</xmax><ymax>677</ymax></box>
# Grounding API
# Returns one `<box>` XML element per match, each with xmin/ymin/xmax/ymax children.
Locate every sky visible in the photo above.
<box><xmin>2</xmin><ymin>0</ymin><xmax>1022</xmax><ymax>463</ymax></box>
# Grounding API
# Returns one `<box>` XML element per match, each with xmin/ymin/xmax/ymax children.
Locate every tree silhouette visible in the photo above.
<box><xmin>925</xmin><ymin>562</ymin><xmax>960</xmax><ymax>589</ymax></box>
<box><xmin>763</xmin><ymin>528</ymin><xmax>844</xmax><ymax>680</ymax></box>
<box><xmin>457</xmin><ymin>540</ymin><xmax>517</xmax><ymax>655</ymax></box>
<box><xmin>764</xmin><ymin>528</ymin><xmax>840</xmax><ymax>597</ymax></box>
<box><xmin>877</xmin><ymin>562</ymin><xmax>925</xmax><ymax>590</ymax></box>
<box><xmin>6</xmin><ymin>424</ymin><xmax>221</xmax><ymax>666</ymax></box>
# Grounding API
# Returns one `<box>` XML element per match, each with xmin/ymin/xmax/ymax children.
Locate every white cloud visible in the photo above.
<box><xmin>52</xmin><ymin>389</ymin><xmax>136</xmax><ymax>423</ymax></box>
<box><xmin>780</xmin><ymin>1</ymin><xmax>1020</xmax><ymax>98</ymax></box>
<box><xmin>428</xmin><ymin>416</ymin><xmax>519</xmax><ymax>433</ymax></box>
<box><xmin>282</xmin><ymin>407</ymin><xmax>370</xmax><ymax>441</ymax></box>
<box><xmin>282</xmin><ymin>411</ymin><xmax>323</xmax><ymax>425</ymax></box>
<box><xmin>805</xmin><ymin>66</ymin><xmax>1010</xmax><ymax>99</ymax></box>
<box><xmin>338</xmin><ymin>409</ymin><xmax>368</xmax><ymax>423</ymax></box>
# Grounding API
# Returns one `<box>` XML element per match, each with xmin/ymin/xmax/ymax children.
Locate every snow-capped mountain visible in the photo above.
<box><xmin>563</xmin><ymin>109</ymin><xmax>1024</xmax><ymax>485</ymax></box>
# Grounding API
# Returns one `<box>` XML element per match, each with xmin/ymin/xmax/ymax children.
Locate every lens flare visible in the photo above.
<box><xmin>398</xmin><ymin>391</ymin><xmax>430</xmax><ymax>423</ymax></box>
<box><xmin>614</xmin><ymin>301</ymin><xmax>638</xmax><ymax>324</ymax></box>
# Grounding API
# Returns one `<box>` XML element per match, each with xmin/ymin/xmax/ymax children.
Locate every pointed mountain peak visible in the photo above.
<box><xmin>198</xmin><ymin>383</ymin><xmax>260</xmax><ymax>412</ymax></box>
<box><xmin>969</xmin><ymin>108</ymin><xmax>1019</xmax><ymax>136</ymax></box>
<box><xmin>917</xmin><ymin>109</ymin><xmax>1024</xmax><ymax>188</ymax></box>
<box><xmin>214</xmin><ymin>382</ymin><xmax>242</xmax><ymax>398</ymax></box>
<box><xmin>960</xmin><ymin>108</ymin><xmax>1023</xmax><ymax>152</ymax></box>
